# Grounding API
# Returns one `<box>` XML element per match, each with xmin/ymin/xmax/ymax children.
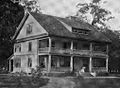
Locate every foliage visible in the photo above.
<box><xmin>20</xmin><ymin>0</ymin><xmax>41</xmax><ymax>13</ymax></box>
<box><xmin>102</xmin><ymin>29</ymin><xmax>120</xmax><ymax>71</ymax></box>
<box><xmin>0</xmin><ymin>0</ymin><xmax>24</xmax><ymax>67</ymax></box>
<box><xmin>76</xmin><ymin>0</ymin><xmax>114</xmax><ymax>28</ymax></box>
<box><xmin>10</xmin><ymin>66</ymin><xmax>49</xmax><ymax>87</ymax></box>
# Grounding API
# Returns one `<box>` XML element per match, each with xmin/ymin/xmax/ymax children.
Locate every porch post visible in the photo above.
<box><xmin>48</xmin><ymin>37</ymin><xmax>52</xmax><ymax>72</ymax></box>
<box><xmin>89</xmin><ymin>57</ymin><xmax>92</xmax><ymax>72</ymax></box>
<box><xmin>90</xmin><ymin>43</ymin><xmax>93</xmax><ymax>51</ymax></box>
<box><xmin>48</xmin><ymin>55</ymin><xmax>51</xmax><ymax>72</ymax></box>
<box><xmin>70</xmin><ymin>56</ymin><xmax>73</xmax><ymax>71</ymax></box>
<box><xmin>57</xmin><ymin>58</ymin><xmax>60</xmax><ymax>67</ymax></box>
<box><xmin>106</xmin><ymin>57</ymin><xmax>108</xmax><ymax>72</ymax></box>
<box><xmin>89</xmin><ymin>43</ymin><xmax>93</xmax><ymax>72</ymax></box>
<box><xmin>70</xmin><ymin>41</ymin><xmax>74</xmax><ymax>71</ymax></box>
<box><xmin>49</xmin><ymin>37</ymin><xmax>52</xmax><ymax>52</ymax></box>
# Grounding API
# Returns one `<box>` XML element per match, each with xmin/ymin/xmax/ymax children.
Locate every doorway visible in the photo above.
<box><xmin>10</xmin><ymin>60</ymin><xmax>13</xmax><ymax>72</ymax></box>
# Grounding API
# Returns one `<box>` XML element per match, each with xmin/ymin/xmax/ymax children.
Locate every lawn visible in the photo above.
<box><xmin>73</xmin><ymin>77</ymin><xmax>120</xmax><ymax>88</ymax></box>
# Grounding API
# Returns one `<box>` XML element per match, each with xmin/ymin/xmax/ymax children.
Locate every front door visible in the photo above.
<box><xmin>11</xmin><ymin>60</ymin><xmax>13</xmax><ymax>72</ymax></box>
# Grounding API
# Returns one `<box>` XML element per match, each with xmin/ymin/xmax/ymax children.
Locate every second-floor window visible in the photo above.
<box><xmin>63</xmin><ymin>42</ymin><xmax>70</xmax><ymax>49</ymax></box>
<box><xmin>39</xmin><ymin>39</ymin><xmax>49</xmax><ymax>48</ymax></box>
<box><xmin>14</xmin><ymin>44</ymin><xmax>21</xmax><ymax>52</ymax></box>
<box><xmin>28</xmin><ymin>42</ymin><xmax>32</xmax><ymax>51</ymax></box>
<box><xmin>93</xmin><ymin>43</ymin><xmax>107</xmax><ymax>52</ymax></box>
<box><xmin>26</xmin><ymin>24</ymin><xmax>32</xmax><ymax>35</ymax></box>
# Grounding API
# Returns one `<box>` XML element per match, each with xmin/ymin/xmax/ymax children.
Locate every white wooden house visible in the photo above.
<box><xmin>8</xmin><ymin>11</ymin><xmax>111</xmax><ymax>74</ymax></box>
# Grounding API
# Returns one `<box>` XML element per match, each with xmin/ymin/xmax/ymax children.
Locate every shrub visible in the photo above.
<box><xmin>9</xmin><ymin>66</ymin><xmax>49</xmax><ymax>87</ymax></box>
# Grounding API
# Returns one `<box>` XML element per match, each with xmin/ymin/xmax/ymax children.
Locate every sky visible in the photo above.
<box><xmin>37</xmin><ymin>0</ymin><xmax>120</xmax><ymax>30</ymax></box>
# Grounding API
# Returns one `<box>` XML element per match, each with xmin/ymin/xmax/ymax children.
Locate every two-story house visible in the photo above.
<box><xmin>8</xmin><ymin>11</ymin><xmax>111</xmax><ymax>74</ymax></box>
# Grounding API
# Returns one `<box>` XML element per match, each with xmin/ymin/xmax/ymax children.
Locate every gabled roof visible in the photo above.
<box><xmin>14</xmin><ymin>11</ymin><xmax>111</xmax><ymax>43</ymax></box>
<box><xmin>30</xmin><ymin>12</ymin><xmax>111</xmax><ymax>43</ymax></box>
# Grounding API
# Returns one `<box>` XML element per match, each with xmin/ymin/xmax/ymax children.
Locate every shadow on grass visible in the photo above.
<box><xmin>72</xmin><ymin>76</ymin><xmax>120</xmax><ymax>88</ymax></box>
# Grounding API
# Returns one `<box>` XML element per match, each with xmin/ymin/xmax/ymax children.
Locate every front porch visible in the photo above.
<box><xmin>38</xmin><ymin>55</ymin><xmax>108</xmax><ymax>73</ymax></box>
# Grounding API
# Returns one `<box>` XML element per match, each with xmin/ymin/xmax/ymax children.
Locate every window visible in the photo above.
<box><xmin>93</xmin><ymin>58</ymin><xmax>106</xmax><ymax>67</ymax></box>
<box><xmin>39</xmin><ymin>56</ymin><xmax>48</xmax><ymax>68</ymax></box>
<box><xmin>72</xmin><ymin>27</ymin><xmax>90</xmax><ymax>35</ymax></box>
<box><xmin>52</xmin><ymin>41</ymin><xmax>55</xmax><ymax>48</ymax></box>
<box><xmin>63</xmin><ymin>42</ymin><xmax>70</xmax><ymax>49</ymax></box>
<box><xmin>60</xmin><ymin>56</ymin><xmax>70</xmax><ymax>67</ymax></box>
<box><xmin>14</xmin><ymin>44</ymin><xmax>21</xmax><ymax>52</ymax></box>
<box><xmin>26</xmin><ymin>24</ymin><xmax>32</xmax><ymax>35</ymax></box>
<box><xmin>28</xmin><ymin>58</ymin><xmax>32</xmax><ymax>67</ymax></box>
<box><xmin>14</xmin><ymin>58</ymin><xmax>21</xmax><ymax>68</ymax></box>
<box><xmin>39</xmin><ymin>39</ymin><xmax>49</xmax><ymax>48</ymax></box>
<box><xmin>93</xmin><ymin>43</ymin><xmax>107</xmax><ymax>52</ymax></box>
<box><xmin>28</xmin><ymin>42</ymin><xmax>32</xmax><ymax>51</ymax></box>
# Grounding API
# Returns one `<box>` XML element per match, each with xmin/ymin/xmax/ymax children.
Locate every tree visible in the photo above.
<box><xmin>20</xmin><ymin>0</ymin><xmax>41</xmax><ymax>13</ymax></box>
<box><xmin>76</xmin><ymin>0</ymin><xmax>114</xmax><ymax>28</ymax></box>
<box><xmin>76</xmin><ymin>0</ymin><xmax>120</xmax><ymax>73</ymax></box>
<box><xmin>0</xmin><ymin>0</ymin><xmax>24</xmax><ymax>67</ymax></box>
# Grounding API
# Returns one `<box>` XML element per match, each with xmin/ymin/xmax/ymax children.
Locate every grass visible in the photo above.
<box><xmin>72</xmin><ymin>76</ymin><xmax>120</xmax><ymax>88</ymax></box>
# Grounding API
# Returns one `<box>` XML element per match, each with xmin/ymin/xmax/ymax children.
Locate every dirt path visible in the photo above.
<box><xmin>40</xmin><ymin>77</ymin><xmax>75</xmax><ymax>88</ymax></box>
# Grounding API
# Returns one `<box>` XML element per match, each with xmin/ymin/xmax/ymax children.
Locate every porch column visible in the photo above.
<box><xmin>57</xmin><ymin>58</ymin><xmax>60</xmax><ymax>67</ymax></box>
<box><xmin>70</xmin><ymin>41</ymin><xmax>74</xmax><ymax>72</ymax></box>
<box><xmin>89</xmin><ymin>57</ymin><xmax>92</xmax><ymax>72</ymax></box>
<box><xmin>90</xmin><ymin>43</ymin><xmax>93</xmax><ymax>51</ymax></box>
<box><xmin>48</xmin><ymin>37</ymin><xmax>52</xmax><ymax>72</ymax></box>
<box><xmin>49</xmin><ymin>37</ymin><xmax>52</xmax><ymax>52</ymax></box>
<box><xmin>70</xmin><ymin>56</ymin><xmax>73</xmax><ymax>71</ymax></box>
<box><xmin>48</xmin><ymin>55</ymin><xmax>51</xmax><ymax>72</ymax></box>
<box><xmin>106</xmin><ymin>57</ymin><xmax>108</xmax><ymax>72</ymax></box>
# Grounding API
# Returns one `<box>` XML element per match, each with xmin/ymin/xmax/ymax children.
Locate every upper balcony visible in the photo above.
<box><xmin>38</xmin><ymin>38</ymin><xmax>108</xmax><ymax>57</ymax></box>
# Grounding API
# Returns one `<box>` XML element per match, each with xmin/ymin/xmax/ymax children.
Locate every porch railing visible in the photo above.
<box><xmin>92</xmin><ymin>67</ymin><xmax>107</xmax><ymax>72</ymax></box>
<box><xmin>73</xmin><ymin>49</ymin><xmax>91</xmax><ymax>56</ymax></box>
<box><xmin>38</xmin><ymin>47</ymin><xmax>108</xmax><ymax>57</ymax></box>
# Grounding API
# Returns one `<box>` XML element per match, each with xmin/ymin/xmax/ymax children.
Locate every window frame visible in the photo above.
<box><xmin>26</xmin><ymin>23</ymin><xmax>33</xmax><ymax>35</ymax></box>
<box><xmin>28</xmin><ymin>57</ymin><xmax>32</xmax><ymax>67</ymax></box>
<box><xmin>28</xmin><ymin>42</ymin><xmax>32</xmax><ymax>52</ymax></box>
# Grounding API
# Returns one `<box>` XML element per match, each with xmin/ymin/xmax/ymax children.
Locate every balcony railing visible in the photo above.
<box><xmin>92</xmin><ymin>51</ymin><xmax>107</xmax><ymax>57</ymax></box>
<box><xmin>51</xmin><ymin>47</ymin><xmax>72</xmax><ymax>54</ymax></box>
<box><xmin>38</xmin><ymin>47</ymin><xmax>108</xmax><ymax>57</ymax></box>
<box><xmin>72</xmin><ymin>49</ymin><xmax>91</xmax><ymax>56</ymax></box>
<box><xmin>39</xmin><ymin>47</ymin><xmax>49</xmax><ymax>53</ymax></box>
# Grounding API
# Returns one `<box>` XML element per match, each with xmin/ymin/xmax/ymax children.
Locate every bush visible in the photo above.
<box><xmin>96</xmin><ymin>71</ymin><xmax>109</xmax><ymax>76</ymax></box>
<box><xmin>9</xmin><ymin>66</ymin><xmax>49</xmax><ymax>88</ymax></box>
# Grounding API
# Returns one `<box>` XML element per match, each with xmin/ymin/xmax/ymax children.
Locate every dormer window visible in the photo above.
<box><xmin>26</xmin><ymin>23</ymin><xmax>32</xmax><ymax>35</ymax></box>
<box><xmin>72</xmin><ymin>27</ymin><xmax>90</xmax><ymax>35</ymax></box>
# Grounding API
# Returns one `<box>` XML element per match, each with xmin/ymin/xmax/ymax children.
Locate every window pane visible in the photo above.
<box><xmin>28</xmin><ymin>58</ymin><xmax>32</xmax><ymax>67</ymax></box>
<box><xmin>28</xmin><ymin>42</ymin><xmax>32</xmax><ymax>51</ymax></box>
<box><xmin>14</xmin><ymin>58</ymin><xmax>21</xmax><ymax>68</ymax></box>
<box><xmin>93</xmin><ymin>58</ymin><xmax>106</xmax><ymax>67</ymax></box>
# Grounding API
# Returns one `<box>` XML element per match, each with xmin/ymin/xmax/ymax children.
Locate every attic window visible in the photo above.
<box><xmin>26</xmin><ymin>24</ymin><xmax>32</xmax><ymax>35</ymax></box>
<box><xmin>72</xmin><ymin>27</ymin><xmax>90</xmax><ymax>35</ymax></box>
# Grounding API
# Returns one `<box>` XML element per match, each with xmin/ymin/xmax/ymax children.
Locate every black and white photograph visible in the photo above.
<box><xmin>0</xmin><ymin>0</ymin><xmax>120</xmax><ymax>88</ymax></box>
